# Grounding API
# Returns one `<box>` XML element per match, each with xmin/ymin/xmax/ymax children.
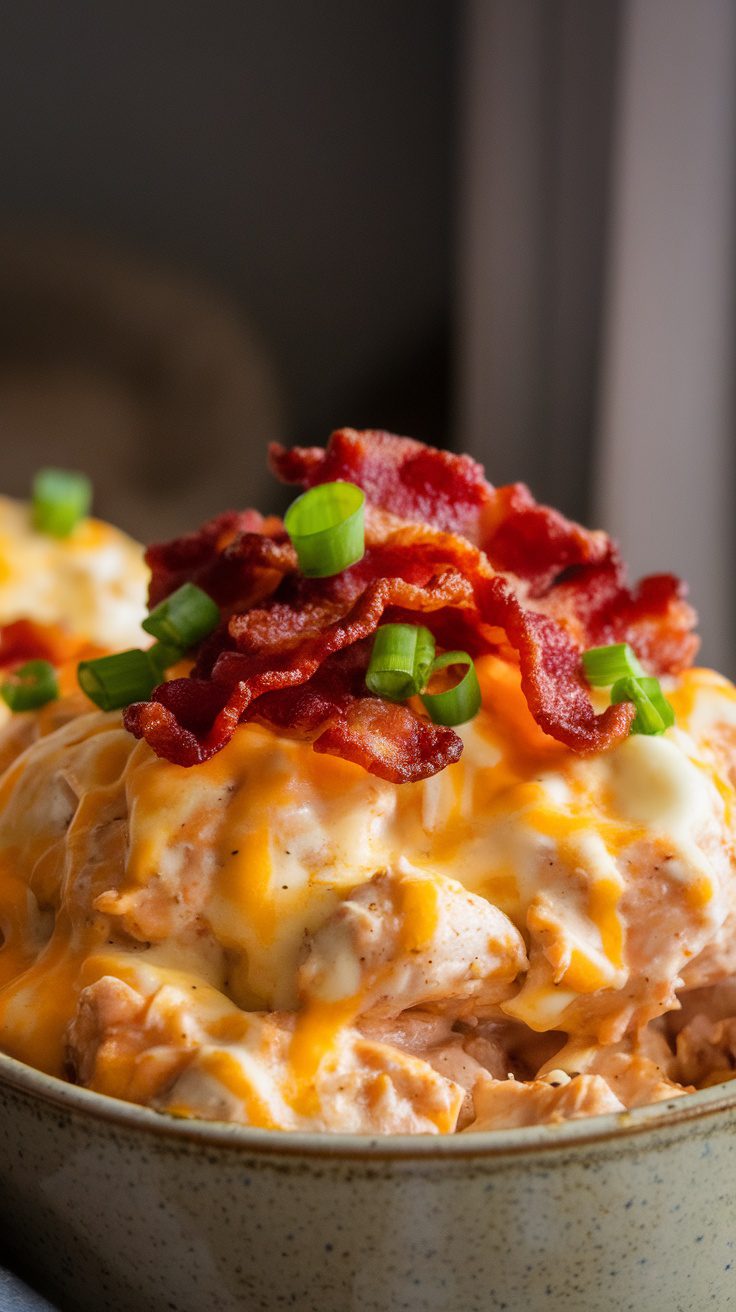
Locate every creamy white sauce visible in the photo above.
<box><xmin>607</xmin><ymin>733</ymin><xmax>712</xmax><ymax>839</ymax></box>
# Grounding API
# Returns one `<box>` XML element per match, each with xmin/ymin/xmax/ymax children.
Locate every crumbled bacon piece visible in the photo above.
<box><xmin>126</xmin><ymin>570</ymin><xmax>472</xmax><ymax>772</ymax></box>
<box><xmin>481</xmin><ymin>482</ymin><xmax>616</xmax><ymax>596</ymax></box>
<box><xmin>146</xmin><ymin>510</ymin><xmax>290</xmax><ymax>609</ymax></box>
<box><xmin>270</xmin><ymin>428</ymin><xmax>493</xmax><ymax>540</ymax></box>
<box><xmin>0</xmin><ymin>620</ymin><xmax>79</xmax><ymax>669</ymax></box>
<box><xmin>125</xmin><ymin>430</ymin><xmax>697</xmax><ymax>780</ymax></box>
<box><xmin>595</xmin><ymin>573</ymin><xmax>699</xmax><ymax>675</ymax></box>
<box><xmin>539</xmin><ymin>565</ymin><xmax>698</xmax><ymax>676</ymax></box>
<box><xmin>313</xmin><ymin>698</ymin><xmax>463</xmax><ymax>783</ymax></box>
<box><xmin>475</xmin><ymin>579</ymin><xmax>636</xmax><ymax>752</ymax></box>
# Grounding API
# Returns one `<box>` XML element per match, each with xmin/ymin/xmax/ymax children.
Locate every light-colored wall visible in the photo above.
<box><xmin>457</xmin><ymin>0</ymin><xmax>736</xmax><ymax>670</ymax></box>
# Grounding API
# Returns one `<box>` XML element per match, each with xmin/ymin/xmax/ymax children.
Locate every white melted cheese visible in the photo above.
<box><xmin>608</xmin><ymin>733</ymin><xmax>712</xmax><ymax>838</ymax></box>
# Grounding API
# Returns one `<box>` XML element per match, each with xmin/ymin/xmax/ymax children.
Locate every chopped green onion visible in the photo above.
<box><xmin>636</xmin><ymin>676</ymin><xmax>675</xmax><ymax>730</ymax></box>
<box><xmin>366</xmin><ymin>624</ymin><xmax>436</xmax><ymax>702</ymax></box>
<box><xmin>142</xmin><ymin>583</ymin><xmax>220</xmax><ymax>649</ymax></box>
<box><xmin>148</xmin><ymin>640</ymin><xmax>184</xmax><ymax>677</ymax></box>
<box><xmin>584</xmin><ymin>643</ymin><xmax>674</xmax><ymax>736</ymax></box>
<box><xmin>31</xmin><ymin>468</ymin><xmax>92</xmax><ymax>537</ymax></box>
<box><xmin>1</xmin><ymin>660</ymin><xmax>59</xmax><ymax>711</ymax></box>
<box><xmin>582</xmin><ymin>643</ymin><xmax>644</xmax><ymax>687</ymax></box>
<box><xmin>284</xmin><ymin>481</ymin><xmax>365</xmax><ymax>577</ymax></box>
<box><xmin>420</xmin><ymin>651</ymin><xmax>481</xmax><ymax>726</ymax></box>
<box><xmin>77</xmin><ymin>649</ymin><xmax>161</xmax><ymax>711</ymax></box>
<box><xmin>610</xmin><ymin>676</ymin><xmax>668</xmax><ymax>735</ymax></box>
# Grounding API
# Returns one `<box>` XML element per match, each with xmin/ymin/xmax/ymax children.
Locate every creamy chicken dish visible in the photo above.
<box><xmin>0</xmin><ymin>432</ymin><xmax>734</xmax><ymax>1135</ymax></box>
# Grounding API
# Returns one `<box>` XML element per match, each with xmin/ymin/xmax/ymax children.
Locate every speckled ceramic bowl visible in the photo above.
<box><xmin>0</xmin><ymin>1051</ymin><xmax>734</xmax><ymax>1312</ymax></box>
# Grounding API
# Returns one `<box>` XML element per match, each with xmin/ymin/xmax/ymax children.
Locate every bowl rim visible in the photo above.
<box><xmin>2</xmin><ymin>1048</ymin><xmax>736</xmax><ymax>1160</ymax></box>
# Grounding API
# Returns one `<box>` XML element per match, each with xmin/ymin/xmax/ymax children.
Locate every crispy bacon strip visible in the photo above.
<box><xmin>539</xmin><ymin>564</ymin><xmax>698</xmax><ymax>676</ymax></box>
<box><xmin>256</xmin><ymin>645</ymin><xmax>461</xmax><ymax>782</ymax></box>
<box><xmin>125</xmin><ymin>430</ymin><xmax>697</xmax><ymax>779</ymax></box>
<box><xmin>481</xmin><ymin>482</ymin><xmax>616</xmax><ymax>595</ymax></box>
<box><xmin>270</xmin><ymin>428</ymin><xmax>493</xmax><ymax>540</ymax></box>
<box><xmin>146</xmin><ymin>510</ymin><xmax>290</xmax><ymax>609</ymax></box>
<box><xmin>126</xmin><ymin>571</ymin><xmax>471</xmax><ymax>772</ymax></box>
<box><xmin>271</xmin><ymin>430</ymin><xmax>617</xmax><ymax>596</ymax></box>
<box><xmin>313</xmin><ymin>698</ymin><xmax>463</xmax><ymax>783</ymax></box>
<box><xmin>475</xmin><ymin>577</ymin><xmax>635</xmax><ymax>752</ymax></box>
<box><xmin>594</xmin><ymin>572</ymin><xmax>699</xmax><ymax>675</ymax></box>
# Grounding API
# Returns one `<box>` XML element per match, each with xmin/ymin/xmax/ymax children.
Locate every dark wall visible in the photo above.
<box><xmin>0</xmin><ymin>1</ymin><xmax>457</xmax><ymax>443</ymax></box>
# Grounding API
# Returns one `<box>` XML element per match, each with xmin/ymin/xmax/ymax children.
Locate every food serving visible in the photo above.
<box><xmin>0</xmin><ymin>429</ymin><xmax>734</xmax><ymax>1136</ymax></box>
<box><xmin>0</xmin><ymin>467</ymin><xmax>148</xmax><ymax>775</ymax></box>
<box><xmin>0</xmin><ymin>469</ymin><xmax>147</xmax><ymax>649</ymax></box>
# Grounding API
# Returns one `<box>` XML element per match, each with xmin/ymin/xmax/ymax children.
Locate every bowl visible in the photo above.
<box><xmin>0</xmin><ymin>1052</ymin><xmax>734</xmax><ymax>1311</ymax></box>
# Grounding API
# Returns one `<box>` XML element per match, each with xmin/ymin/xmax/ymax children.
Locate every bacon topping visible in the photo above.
<box><xmin>0</xmin><ymin>620</ymin><xmax>79</xmax><ymax>670</ymax></box>
<box><xmin>125</xmin><ymin>429</ymin><xmax>698</xmax><ymax>780</ymax></box>
<box><xmin>270</xmin><ymin>428</ymin><xmax>493</xmax><ymax>540</ymax></box>
<box><xmin>481</xmin><ymin>482</ymin><xmax>616</xmax><ymax>595</ymax></box>
<box><xmin>146</xmin><ymin>510</ymin><xmax>290</xmax><ymax>610</ymax></box>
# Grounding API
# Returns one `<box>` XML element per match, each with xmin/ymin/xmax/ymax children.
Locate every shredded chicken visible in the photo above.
<box><xmin>299</xmin><ymin>864</ymin><xmax>527</xmax><ymax>1017</ymax></box>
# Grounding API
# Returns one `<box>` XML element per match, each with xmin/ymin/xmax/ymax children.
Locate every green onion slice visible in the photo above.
<box><xmin>31</xmin><ymin>468</ymin><xmax>92</xmax><ymax>538</ymax></box>
<box><xmin>1</xmin><ymin>660</ymin><xmax>59</xmax><ymax>711</ymax></box>
<box><xmin>420</xmin><ymin>651</ymin><xmax>481</xmax><ymax>726</ymax></box>
<box><xmin>284</xmin><ymin>481</ymin><xmax>365</xmax><ymax>577</ymax></box>
<box><xmin>635</xmin><ymin>676</ymin><xmax>675</xmax><ymax>730</ymax></box>
<box><xmin>582</xmin><ymin>643</ymin><xmax>645</xmax><ymax>687</ymax></box>
<box><xmin>366</xmin><ymin>624</ymin><xmax>436</xmax><ymax>702</ymax></box>
<box><xmin>610</xmin><ymin>676</ymin><xmax>671</xmax><ymax>735</ymax></box>
<box><xmin>148</xmin><ymin>640</ymin><xmax>184</xmax><ymax>677</ymax></box>
<box><xmin>77</xmin><ymin>649</ymin><xmax>161</xmax><ymax>711</ymax></box>
<box><xmin>142</xmin><ymin>583</ymin><xmax>220</xmax><ymax>649</ymax></box>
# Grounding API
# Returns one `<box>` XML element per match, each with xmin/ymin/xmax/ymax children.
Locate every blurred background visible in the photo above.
<box><xmin>0</xmin><ymin>0</ymin><xmax>733</xmax><ymax>666</ymax></box>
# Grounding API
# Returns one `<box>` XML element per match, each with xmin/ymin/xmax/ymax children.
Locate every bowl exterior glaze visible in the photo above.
<box><xmin>0</xmin><ymin>1057</ymin><xmax>734</xmax><ymax>1312</ymax></box>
